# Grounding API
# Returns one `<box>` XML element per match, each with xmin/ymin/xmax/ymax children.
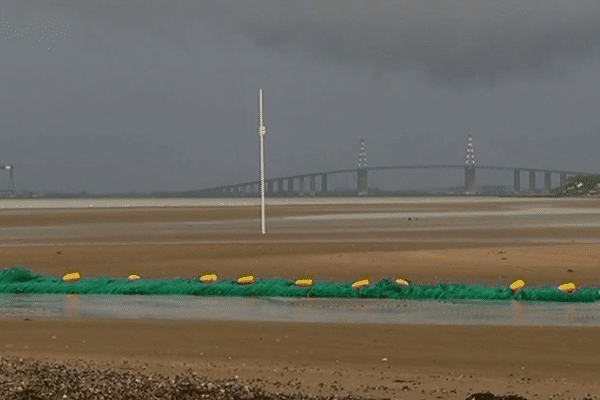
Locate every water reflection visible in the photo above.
<box><xmin>64</xmin><ymin>294</ymin><xmax>80</xmax><ymax>318</ymax></box>
<box><xmin>1</xmin><ymin>295</ymin><xmax>600</xmax><ymax>326</ymax></box>
<box><xmin>0</xmin><ymin>294</ymin><xmax>63</xmax><ymax>317</ymax></box>
<box><xmin>510</xmin><ymin>300</ymin><xmax>523</xmax><ymax>325</ymax></box>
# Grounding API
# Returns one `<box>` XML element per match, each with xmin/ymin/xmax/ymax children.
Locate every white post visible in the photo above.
<box><xmin>259</xmin><ymin>89</ymin><xmax>266</xmax><ymax>234</ymax></box>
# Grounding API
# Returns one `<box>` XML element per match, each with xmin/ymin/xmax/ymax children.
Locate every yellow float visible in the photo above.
<box><xmin>509</xmin><ymin>277</ymin><xmax>526</xmax><ymax>294</ymax></box>
<box><xmin>558</xmin><ymin>281</ymin><xmax>577</xmax><ymax>294</ymax></box>
<box><xmin>352</xmin><ymin>277</ymin><xmax>369</xmax><ymax>289</ymax></box>
<box><xmin>128</xmin><ymin>270</ymin><xmax>141</xmax><ymax>281</ymax></box>
<box><xmin>295</xmin><ymin>276</ymin><xmax>314</xmax><ymax>288</ymax></box>
<box><xmin>395</xmin><ymin>276</ymin><xmax>410</xmax><ymax>286</ymax></box>
<box><xmin>200</xmin><ymin>271</ymin><xmax>219</xmax><ymax>284</ymax></box>
<box><xmin>62</xmin><ymin>271</ymin><xmax>81</xmax><ymax>283</ymax></box>
<box><xmin>237</xmin><ymin>274</ymin><xmax>255</xmax><ymax>285</ymax></box>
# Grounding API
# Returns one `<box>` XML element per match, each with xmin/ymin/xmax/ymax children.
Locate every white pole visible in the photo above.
<box><xmin>259</xmin><ymin>89</ymin><xmax>266</xmax><ymax>234</ymax></box>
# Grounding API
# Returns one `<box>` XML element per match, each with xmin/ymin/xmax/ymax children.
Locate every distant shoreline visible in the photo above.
<box><xmin>0</xmin><ymin>195</ymin><xmax>587</xmax><ymax>209</ymax></box>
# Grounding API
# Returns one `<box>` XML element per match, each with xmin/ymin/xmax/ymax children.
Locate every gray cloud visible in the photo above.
<box><xmin>23</xmin><ymin>1</ymin><xmax>600</xmax><ymax>83</ymax></box>
<box><xmin>205</xmin><ymin>1</ymin><xmax>600</xmax><ymax>84</ymax></box>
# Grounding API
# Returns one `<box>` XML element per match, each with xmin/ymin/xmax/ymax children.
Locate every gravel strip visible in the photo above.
<box><xmin>0</xmin><ymin>356</ymin><xmax>565</xmax><ymax>400</ymax></box>
<box><xmin>0</xmin><ymin>356</ymin><xmax>384</xmax><ymax>400</ymax></box>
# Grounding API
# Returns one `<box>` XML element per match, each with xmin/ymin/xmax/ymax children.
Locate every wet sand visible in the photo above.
<box><xmin>1</xmin><ymin>197</ymin><xmax>600</xmax><ymax>398</ymax></box>
<box><xmin>2</xmin><ymin>319</ymin><xmax>600</xmax><ymax>399</ymax></box>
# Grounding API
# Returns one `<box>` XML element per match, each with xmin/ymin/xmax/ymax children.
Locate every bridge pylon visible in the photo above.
<box><xmin>357</xmin><ymin>139</ymin><xmax>368</xmax><ymax>195</ymax></box>
<box><xmin>0</xmin><ymin>165</ymin><xmax>16</xmax><ymax>197</ymax></box>
<box><xmin>464</xmin><ymin>135</ymin><xmax>476</xmax><ymax>194</ymax></box>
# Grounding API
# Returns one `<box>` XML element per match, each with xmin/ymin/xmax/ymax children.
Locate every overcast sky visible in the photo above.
<box><xmin>2</xmin><ymin>0</ymin><xmax>600</xmax><ymax>194</ymax></box>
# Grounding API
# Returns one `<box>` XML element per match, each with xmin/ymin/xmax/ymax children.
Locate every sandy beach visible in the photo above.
<box><xmin>1</xmin><ymin>197</ymin><xmax>600</xmax><ymax>399</ymax></box>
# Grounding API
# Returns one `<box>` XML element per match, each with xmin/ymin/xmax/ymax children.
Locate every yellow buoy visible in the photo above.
<box><xmin>237</xmin><ymin>274</ymin><xmax>255</xmax><ymax>285</ymax></box>
<box><xmin>200</xmin><ymin>273</ymin><xmax>218</xmax><ymax>284</ymax></box>
<box><xmin>352</xmin><ymin>278</ymin><xmax>369</xmax><ymax>289</ymax></box>
<box><xmin>295</xmin><ymin>276</ymin><xmax>314</xmax><ymax>288</ymax></box>
<box><xmin>558</xmin><ymin>281</ymin><xmax>577</xmax><ymax>294</ymax></box>
<box><xmin>200</xmin><ymin>270</ymin><xmax>219</xmax><ymax>284</ymax></box>
<box><xmin>395</xmin><ymin>276</ymin><xmax>410</xmax><ymax>286</ymax></box>
<box><xmin>509</xmin><ymin>277</ymin><xmax>526</xmax><ymax>294</ymax></box>
<box><xmin>62</xmin><ymin>271</ymin><xmax>81</xmax><ymax>283</ymax></box>
<box><xmin>128</xmin><ymin>270</ymin><xmax>141</xmax><ymax>281</ymax></box>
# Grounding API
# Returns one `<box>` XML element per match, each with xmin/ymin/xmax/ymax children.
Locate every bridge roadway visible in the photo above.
<box><xmin>196</xmin><ymin>165</ymin><xmax>594</xmax><ymax>196</ymax></box>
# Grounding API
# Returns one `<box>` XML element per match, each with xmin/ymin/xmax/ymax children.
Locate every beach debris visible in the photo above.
<box><xmin>558</xmin><ymin>280</ymin><xmax>577</xmax><ymax>294</ymax></box>
<box><xmin>62</xmin><ymin>270</ymin><xmax>81</xmax><ymax>283</ymax></box>
<box><xmin>509</xmin><ymin>277</ymin><xmax>526</xmax><ymax>294</ymax></box>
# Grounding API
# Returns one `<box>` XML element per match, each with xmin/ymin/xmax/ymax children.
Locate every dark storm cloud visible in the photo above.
<box><xmin>206</xmin><ymin>0</ymin><xmax>600</xmax><ymax>84</ymax></box>
<box><xmin>34</xmin><ymin>0</ymin><xmax>600</xmax><ymax>84</ymax></box>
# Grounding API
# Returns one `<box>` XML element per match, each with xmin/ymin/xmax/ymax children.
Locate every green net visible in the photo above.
<box><xmin>1</xmin><ymin>267</ymin><xmax>597</xmax><ymax>302</ymax></box>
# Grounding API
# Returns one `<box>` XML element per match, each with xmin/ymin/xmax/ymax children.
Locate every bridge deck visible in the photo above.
<box><xmin>197</xmin><ymin>165</ymin><xmax>592</xmax><ymax>194</ymax></box>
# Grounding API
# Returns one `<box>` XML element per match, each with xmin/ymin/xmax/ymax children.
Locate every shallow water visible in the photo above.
<box><xmin>0</xmin><ymin>196</ymin><xmax>578</xmax><ymax>209</ymax></box>
<box><xmin>2</xmin><ymin>294</ymin><xmax>600</xmax><ymax>327</ymax></box>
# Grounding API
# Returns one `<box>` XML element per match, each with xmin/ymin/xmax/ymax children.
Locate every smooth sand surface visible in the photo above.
<box><xmin>1</xmin><ymin>197</ymin><xmax>600</xmax><ymax>398</ymax></box>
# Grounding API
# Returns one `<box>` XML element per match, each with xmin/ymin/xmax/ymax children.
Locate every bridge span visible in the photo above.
<box><xmin>194</xmin><ymin>164</ymin><xmax>591</xmax><ymax>197</ymax></box>
<box><xmin>194</xmin><ymin>137</ymin><xmax>594</xmax><ymax>197</ymax></box>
